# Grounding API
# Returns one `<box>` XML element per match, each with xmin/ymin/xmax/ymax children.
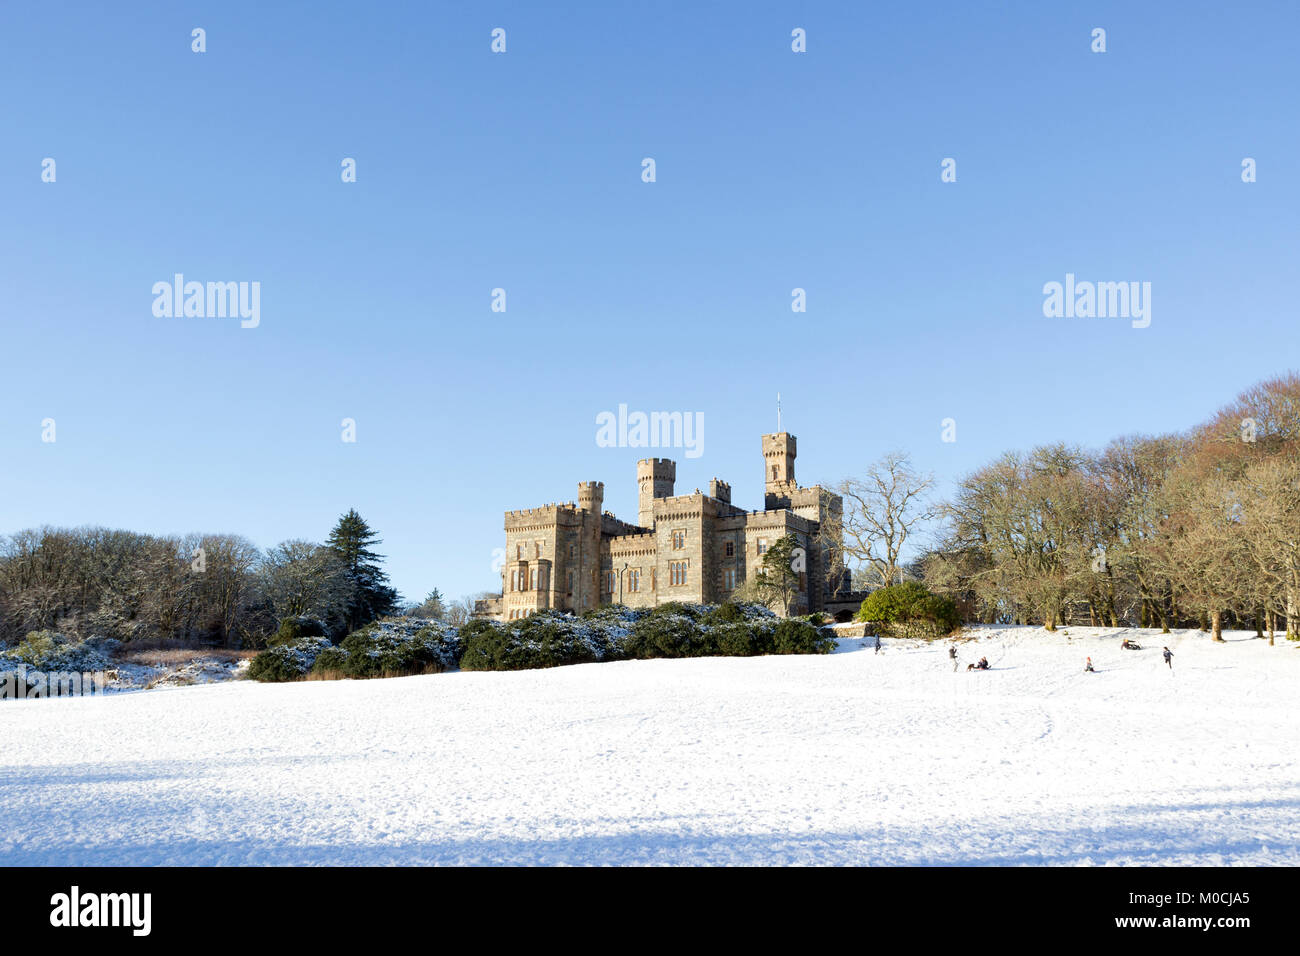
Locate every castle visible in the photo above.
<box><xmin>475</xmin><ymin>433</ymin><xmax>855</xmax><ymax>621</ymax></box>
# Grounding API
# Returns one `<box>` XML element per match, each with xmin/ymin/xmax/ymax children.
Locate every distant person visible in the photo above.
<box><xmin>1121</xmin><ymin>638</ymin><xmax>1141</xmax><ymax>650</ymax></box>
<box><xmin>1084</xmin><ymin>657</ymin><xmax>1095</xmax><ymax>673</ymax></box>
<box><xmin>874</xmin><ymin>634</ymin><xmax>882</xmax><ymax>655</ymax></box>
<box><xmin>949</xmin><ymin>645</ymin><xmax>958</xmax><ymax>671</ymax></box>
<box><xmin>1163</xmin><ymin>647</ymin><xmax>1173</xmax><ymax>669</ymax></box>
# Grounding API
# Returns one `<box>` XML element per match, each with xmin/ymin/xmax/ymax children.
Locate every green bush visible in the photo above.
<box><xmin>248</xmin><ymin>636</ymin><xmax>332</xmax><ymax>682</ymax></box>
<box><xmin>269</xmin><ymin>617</ymin><xmax>328</xmax><ymax>646</ymax></box>
<box><xmin>0</xmin><ymin>630</ymin><xmax>116</xmax><ymax>672</ymax></box>
<box><xmin>856</xmin><ymin>582</ymin><xmax>960</xmax><ymax>639</ymax></box>
<box><xmin>771</xmin><ymin>618</ymin><xmax>836</xmax><ymax>654</ymax></box>
<box><xmin>460</xmin><ymin>611</ymin><xmax>607</xmax><ymax>672</ymax></box>
<box><xmin>623</xmin><ymin>606</ymin><xmax>717</xmax><ymax>658</ymax></box>
<box><xmin>702</xmin><ymin>602</ymin><xmax>746</xmax><ymax>626</ymax></box>
<box><xmin>328</xmin><ymin>619</ymin><xmax>460</xmax><ymax>678</ymax></box>
<box><xmin>311</xmin><ymin>646</ymin><xmax>350</xmax><ymax>674</ymax></box>
<box><xmin>712</xmin><ymin>621</ymin><xmax>765</xmax><ymax>656</ymax></box>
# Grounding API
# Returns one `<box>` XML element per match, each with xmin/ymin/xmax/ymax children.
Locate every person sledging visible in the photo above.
<box><xmin>1084</xmin><ymin>656</ymin><xmax>1095</xmax><ymax>673</ymax></box>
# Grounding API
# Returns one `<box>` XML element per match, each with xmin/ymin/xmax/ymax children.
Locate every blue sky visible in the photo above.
<box><xmin>2</xmin><ymin>1</ymin><xmax>1297</xmax><ymax>603</ymax></box>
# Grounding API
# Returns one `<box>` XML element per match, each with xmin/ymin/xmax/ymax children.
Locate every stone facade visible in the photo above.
<box><xmin>476</xmin><ymin>433</ymin><xmax>847</xmax><ymax>621</ymax></box>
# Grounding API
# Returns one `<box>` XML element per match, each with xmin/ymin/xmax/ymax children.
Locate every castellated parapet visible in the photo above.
<box><xmin>479</xmin><ymin>432</ymin><xmax>843</xmax><ymax>621</ymax></box>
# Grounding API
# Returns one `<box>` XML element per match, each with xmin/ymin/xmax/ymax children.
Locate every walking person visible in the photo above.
<box><xmin>949</xmin><ymin>644</ymin><xmax>958</xmax><ymax>672</ymax></box>
<box><xmin>1163</xmin><ymin>647</ymin><xmax>1173</xmax><ymax>670</ymax></box>
<box><xmin>874</xmin><ymin>633</ymin><xmax>882</xmax><ymax>655</ymax></box>
<box><xmin>1084</xmin><ymin>656</ymin><xmax>1095</xmax><ymax>673</ymax></box>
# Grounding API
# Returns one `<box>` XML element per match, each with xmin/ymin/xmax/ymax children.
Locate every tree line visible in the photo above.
<box><xmin>832</xmin><ymin>373</ymin><xmax>1300</xmax><ymax>643</ymax></box>
<box><xmin>0</xmin><ymin>509</ymin><xmax>401</xmax><ymax>647</ymax></box>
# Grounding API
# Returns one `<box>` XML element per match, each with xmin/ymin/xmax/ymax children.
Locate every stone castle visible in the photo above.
<box><xmin>475</xmin><ymin>433</ymin><xmax>855</xmax><ymax>621</ymax></box>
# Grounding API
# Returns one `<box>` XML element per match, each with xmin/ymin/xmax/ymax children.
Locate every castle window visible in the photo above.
<box><xmin>604</xmin><ymin>570</ymin><xmax>616</xmax><ymax>593</ymax></box>
<box><xmin>672</xmin><ymin>530</ymin><xmax>686</xmax><ymax>550</ymax></box>
<box><xmin>724</xmin><ymin>568</ymin><xmax>736</xmax><ymax>590</ymax></box>
<box><xmin>669</xmin><ymin>560</ymin><xmax>688</xmax><ymax>587</ymax></box>
<box><xmin>628</xmin><ymin>569</ymin><xmax>640</xmax><ymax>592</ymax></box>
<box><xmin>567</xmin><ymin>571</ymin><xmax>574</xmax><ymax>594</ymax></box>
<box><xmin>757</xmin><ymin>538</ymin><xmax>768</xmax><ymax>555</ymax></box>
<box><xmin>724</xmin><ymin>540</ymin><xmax>734</xmax><ymax>557</ymax></box>
<box><xmin>772</xmin><ymin>465</ymin><xmax>778</xmax><ymax>480</ymax></box>
<box><xmin>516</xmin><ymin>544</ymin><xmax>523</xmax><ymax>560</ymax></box>
<box><xmin>529</xmin><ymin>567</ymin><xmax>538</xmax><ymax>591</ymax></box>
<box><xmin>535</xmin><ymin>540</ymin><xmax>542</xmax><ymax>558</ymax></box>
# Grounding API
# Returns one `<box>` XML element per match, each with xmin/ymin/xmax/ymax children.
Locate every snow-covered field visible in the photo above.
<box><xmin>2</xmin><ymin>626</ymin><xmax>1297</xmax><ymax>866</ymax></box>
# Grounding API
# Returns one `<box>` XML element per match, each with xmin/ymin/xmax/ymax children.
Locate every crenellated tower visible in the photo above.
<box><xmin>577</xmin><ymin>480</ymin><xmax>604</xmax><ymax>515</ymax></box>
<box><xmin>637</xmin><ymin>458</ymin><xmax>676</xmax><ymax>528</ymax></box>
<box><xmin>762</xmin><ymin>432</ymin><xmax>797</xmax><ymax>492</ymax></box>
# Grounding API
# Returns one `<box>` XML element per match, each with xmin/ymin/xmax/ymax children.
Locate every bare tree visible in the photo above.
<box><xmin>259</xmin><ymin>540</ymin><xmax>354</xmax><ymax>630</ymax></box>
<box><xmin>837</xmin><ymin>452</ymin><xmax>936</xmax><ymax>590</ymax></box>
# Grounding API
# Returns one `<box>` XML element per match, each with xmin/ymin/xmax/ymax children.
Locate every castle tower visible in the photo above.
<box><xmin>576</xmin><ymin>481</ymin><xmax>605</xmax><ymax>610</ymax></box>
<box><xmin>762</xmin><ymin>432</ymin><xmax>797</xmax><ymax>493</ymax></box>
<box><xmin>577</xmin><ymin>480</ymin><xmax>604</xmax><ymax>514</ymax></box>
<box><xmin>637</xmin><ymin>458</ymin><xmax>676</xmax><ymax>528</ymax></box>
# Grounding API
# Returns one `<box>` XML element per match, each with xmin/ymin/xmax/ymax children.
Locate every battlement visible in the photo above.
<box><xmin>708</xmin><ymin>478</ymin><xmax>731</xmax><ymax>503</ymax></box>
<box><xmin>608</xmin><ymin>531</ymin><xmax>657</xmax><ymax>546</ymax></box>
<box><xmin>505</xmin><ymin>502</ymin><xmax>570</xmax><ymax>518</ymax></box>
<box><xmin>503</xmin><ymin>501</ymin><xmax>582</xmax><ymax>531</ymax></box>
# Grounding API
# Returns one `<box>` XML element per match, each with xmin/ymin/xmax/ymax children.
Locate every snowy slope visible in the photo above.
<box><xmin>1</xmin><ymin>626</ymin><xmax>1297</xmax><ymax>866</ymax></box>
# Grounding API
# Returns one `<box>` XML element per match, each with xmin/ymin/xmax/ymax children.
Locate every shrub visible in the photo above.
<box><xmin>624</xmin><ymin>606</ymin><xmax>716</xmax><ymax>658</ymax></box>
<box><xmin>771</xmin><ymin>618</ymin><xmax>836</xmax><ymax>654</ymax></box>
<box><xmin>713</xmin><ymin>621</ymin><xmax>765</xmax><ymax>656</ymax></box>
<box><xmin>460</xmin><ymin>611</ymin><xmax>607</xmax><ymax>671</ymax></box>
<box><xmin>311</xmin><ymin>646</ymin><xmax>350</xmax><ymax>674</ymax></box>
<box><xmin>0</xmin><ymin>631</ymin><xmax>116</xmax><ymax>672</ymax></box>
<box><xmin>269</xmin><ymin>617</ymin><xmax>329</xmax><ymax>646</ymax></box>
<box><xmin>856</xmin><ymin>582</ymin><xmax>960</xmax><ymax>639</ymax></box>
<box><xmin>329</xmin><ymin>618</ymin><xmax>460</xmax><ymax>678</ymax></box>
<box><xmin>452</xmin><ymin>602</ymin><xmax>834</xmax><ymax>673</ymax></box>
<box><xmin>248</xmin><ymin>636</ymin><xmax>332</xmax><ymax>682</ymax></box>
<box><xmin>702</xmin><ymin>602</ymin><xmax>746</xmax><ymax>626</ymax></box>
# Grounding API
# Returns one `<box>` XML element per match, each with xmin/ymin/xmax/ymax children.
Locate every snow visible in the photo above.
<box><xmin>105</xmin><ymin>655</ymin><xmax>250</xmax><ymax>691</ymax></box>
<box><xmin>1</xmin><ymin>626</ymin><xmax>1296</xmax><ymax>865</ymax></box>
